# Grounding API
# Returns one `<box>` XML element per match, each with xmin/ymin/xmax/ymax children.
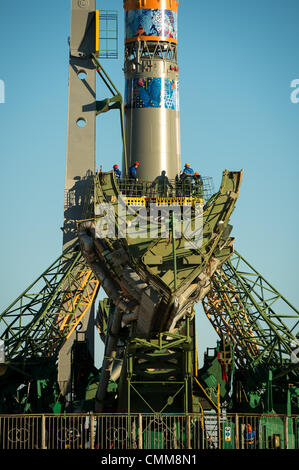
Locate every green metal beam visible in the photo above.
<box><xmin>202</xmin><ymin>250</ymin><xmax>299</xmax><ymax>376</ymax></box>
<box><xmin>0</xmin><ymin>243</ymin><xmax>96</xmax><ymax>363</ymax></box>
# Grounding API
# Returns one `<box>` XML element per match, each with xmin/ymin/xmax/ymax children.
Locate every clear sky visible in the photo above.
<box><xmin>0</xmin><ymin>0</ymin><xmax>298</xmax><ymax>365</ymax></box>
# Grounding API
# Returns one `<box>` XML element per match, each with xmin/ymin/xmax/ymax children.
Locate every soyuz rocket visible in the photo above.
<box><xmin>123</xmin><ymin>0</ymin><xmax>181</xmax><ymax>180</ymax></box>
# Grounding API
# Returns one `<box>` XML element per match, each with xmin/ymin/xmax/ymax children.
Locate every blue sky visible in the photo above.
<box><xmin>0</xmin><ymin>0</ymin><xmax>298</xmax><ymax>364</ymax></box>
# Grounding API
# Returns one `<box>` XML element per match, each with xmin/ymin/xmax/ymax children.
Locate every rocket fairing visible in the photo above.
<box><xmin>123</xmin><ymin>0</ymin><xmax>181</xmax><ymax>181</ymax></box>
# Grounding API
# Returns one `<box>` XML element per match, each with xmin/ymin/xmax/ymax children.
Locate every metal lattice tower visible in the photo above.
<box><xmin>202</xmin><ymin>251</ymin><xmax>299</xmax><ymax>375</ymax></box>
<box><xmin>0</xmin><ymin>244</ymin><xmax>99</xmax><ymax>363</ymax></box>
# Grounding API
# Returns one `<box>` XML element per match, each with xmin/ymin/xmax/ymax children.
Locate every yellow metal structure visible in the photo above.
<box><xmin>124</xmin><ymin>197</ymin><xmax>146</xmax><ymax>206</ymax></box>
<box><xmin>52</xmin><ymin>267</ymin><xmax>100</xmax><ymax>343</ymax></box>
<box><xmin>193</xmin><ymin>376</ymin><xmax>218</xmax><ymax>410</ymax></box>
<box><xmin>155</xmin><ymin>197</ymin><xmax>204</xmax><ymax>206</ymax></box>
<box><xmin>202</xmin><ymin>274</ymin><xmax>259</xmax><ymax>367</ymax></box>
<box><xmin>123</xmin><ymin>196</ymin><xmax>204</xmax><ymax>207</ymax></box>
<box><xmin>95</xmin><ymin>10</ymin><xmax>100</xmax><ymax>57</ymax></box>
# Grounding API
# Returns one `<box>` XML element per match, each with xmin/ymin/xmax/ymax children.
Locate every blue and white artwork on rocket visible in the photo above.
<box><xmin>125</xmin><ymin>78</ymin><xmax>179</xmax><ymax>110</ymax></box>
<box><xmin>125</xmin><ymin>9</ymin><xmax>178</xmax><ymax>41</ymax></box>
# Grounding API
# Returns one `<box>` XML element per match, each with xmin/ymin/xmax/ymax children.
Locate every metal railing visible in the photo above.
<box><xmin>115</xmin><ymin>176</ymin><xmax>214</xmax><ymax>201</ymax></box>
<box><xmin>0</xmin><ymin>413</ymin><xmax>298</xmax><ymax>450</ymax></box>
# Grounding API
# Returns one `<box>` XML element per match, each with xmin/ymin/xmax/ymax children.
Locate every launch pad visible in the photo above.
<box><xmin>0</xmin><ymin>0</ymin><xmax>298</xmax><ymax>451</ymax></box>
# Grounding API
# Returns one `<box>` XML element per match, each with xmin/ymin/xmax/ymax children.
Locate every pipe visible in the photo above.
<box><xmin>110</xmin><ymin>359</ymin><xmax>123</xmax><ymax>382</ymax></box>
<box><xmin>77</xmin><ymin>223</ymin><xmax>132</xmax><ymax>312</ymax></box>
<box><xmin>79</xmin><ymin>223</ymin><xmax>149</xmax><ymax>303</ymax></box>
<box><xmin>122</xmin><ymin>266</ymin><xmax>148</xmax><ymax>301</ymax></box>
<box><xmin>77</xmin><ymin>221</ymin><xmax>97</xmax><ymax>263</ymax></box>
<box><xmin>122</xmin><ymin>310</ymin><xmax>139</xmax><ymax>326</ymax></box>
<box><xmin>91</xmin><ymin>262</ymin><xmax>132</xmax><ymax>313</ymax></box>
<box><xmin>95</xmin><ymin>306</ymin><xmax>124</xmax><ymax>411</ymax></box>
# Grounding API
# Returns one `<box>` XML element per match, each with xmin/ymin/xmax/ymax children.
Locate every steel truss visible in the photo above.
<box><xmin>122</xmin><ymin>324</ymin><xmax>194</xmax><ymax>414</ymax></box>
<box><xmin>202</xmin><ymin>251</ymin><xmax>299</xmax><ymax>375</ymax></box>
<box><xmin>0</xmin><ymin>243</ymin><xmax>99</xmax><ymax>363</ymax></box>
<box><xmin>125</xmin><ymin>40</ymin><xmax>178</xmax><ymax>63</ymax></box>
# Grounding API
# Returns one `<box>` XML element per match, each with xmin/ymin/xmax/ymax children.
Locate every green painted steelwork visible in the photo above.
<box><xmin>115</xmin><ymin>319</ymin><xmax>194</xmax><ymax>414</ymax></box>
<box><xmin>0</xmin><ymin>242</ymin><xmax>100</xmax><ymax>413</ymax></box>
<box><xmin>85</xmin><ymin>167</ymin><xmax>242</xmax><ymax>415</ymax></box>
<box><xmin>203</xmin><ymin>251</ymin><xmax>299</xmax><ymax>375</ymax></box>
<box><xmin>170</xmin><ymin>210</ymin><xmax>178</xmax><ymax>291</ymax></box>
<box><xmin>202</xmin><ymin>251</ymin><xmax>299</xmax><ymax>414</ymax></box>
<box><xmin>0</xmin><ymin>244</ymin><xmax>84</xmax><ymax>361</ymax></box>
<box><xmin>93</xmin><ymin>169</ymin><xmax>241</xmax><ymax>298</ymax></box>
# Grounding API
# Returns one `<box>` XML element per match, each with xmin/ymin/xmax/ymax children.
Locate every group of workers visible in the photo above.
<box><xmin>112</xmin><ymin>161</ymin><xmax>139</xmax><ymax>181</ymax></box>
<box><xmin>112</xmin><ymin>162</ymin><xmax>203</xmax><ymax>197</ymax></box>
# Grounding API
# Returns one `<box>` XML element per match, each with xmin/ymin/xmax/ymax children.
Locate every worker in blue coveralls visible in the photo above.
<box><xmin>181</xmin><ymin>163</ymin><xmax>195</xmax><ymax>196</ymax></box>
<box><xmin>244</xmin><ymin>424</ymin><xmax>255</xmax><ymax>448</ymax></box>
<box><xmin>193</xmin><ymin>172</ymin><xmax>203</xmax><ymax>196</ymax></box>
<box><xmin>182</xmin><ymin>163</ymin><xmax>195</xmax><ymax>178</ymax></box>
<box><xmin>113</xmin><ymin>164</ymin><xmax>121</xmax><ymax>178</ymax></box>
<box><xmin>129</xmin><ymin>161</ymin><xmax>140</xmax><ymax>195</ymax></box>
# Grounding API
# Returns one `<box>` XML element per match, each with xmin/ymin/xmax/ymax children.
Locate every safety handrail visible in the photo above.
<box><xmin>113</xmin><ymin>176</ymin><xmax>214</xmax><ymax>200</ymax></box>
